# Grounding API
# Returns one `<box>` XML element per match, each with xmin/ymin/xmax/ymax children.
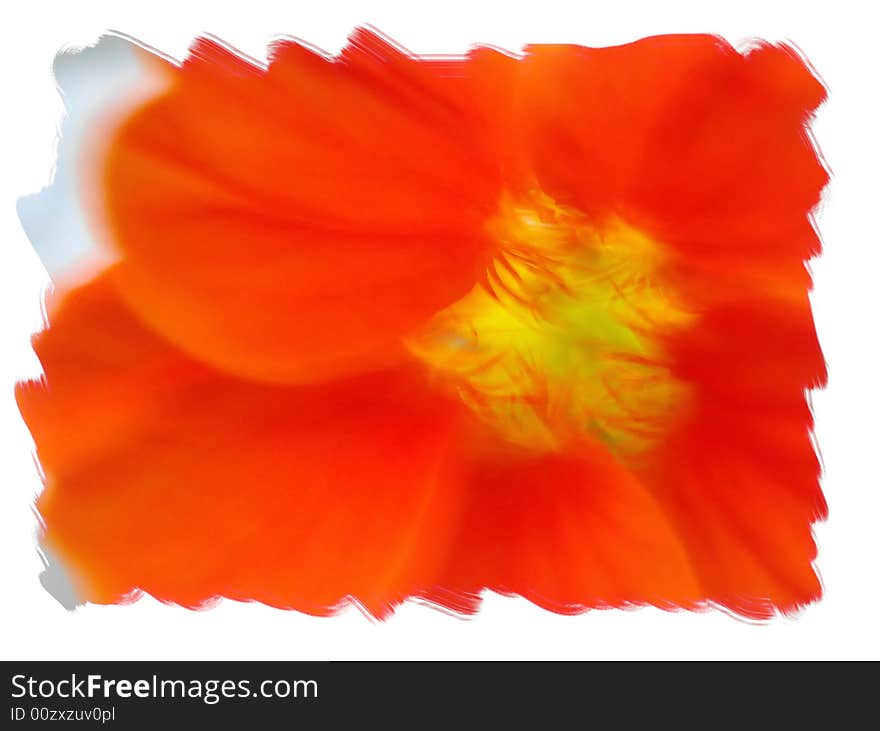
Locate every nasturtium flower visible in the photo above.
<box><xmin>17</xmin><ymin>29</ymin><xmax>827</xmax><ymax>618</ymax></box>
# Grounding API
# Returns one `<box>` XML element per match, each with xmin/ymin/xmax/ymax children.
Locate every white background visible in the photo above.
<box><xmin>1</xmin><ymin>0</ymin><xmax>878</xmax><ymax>660</ymax></box>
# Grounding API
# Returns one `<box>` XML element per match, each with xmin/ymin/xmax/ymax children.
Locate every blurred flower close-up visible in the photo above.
<box><xmin>16</xmin><ymin>27</ymin><xmax>828</xmax><ymax>621</ymax></box>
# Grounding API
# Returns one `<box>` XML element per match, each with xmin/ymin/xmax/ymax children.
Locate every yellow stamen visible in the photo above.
<box><xmin>408</xmin><ymin>190</ymin><xmax>694</xmax><ymax>455</ymax></box>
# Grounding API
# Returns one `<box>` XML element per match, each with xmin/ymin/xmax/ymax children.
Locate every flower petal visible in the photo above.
<box><xmin>519</xmin><ymin>36</ymin><xmax>827</xmax><ymax>265</ymax></box>
<box><xmin>85</xmin><ymin>31</ymin><xmax>500</xmax><ymax>383</ymax></box>
<box><xmin>17</xmin><ymin>274</ymin><xmax>465</xmax><ymax>617</ymax></box>
<box><xmin>428</xmin><ymin>431</ymin><xmax>701</xmax><ymax>613</ymax></box>
<box><xmin>641</xmin><ymin>298</ymin><xmax>827</xmax><ymax>618</ymax></box>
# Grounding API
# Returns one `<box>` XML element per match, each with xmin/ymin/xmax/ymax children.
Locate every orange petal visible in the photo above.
<box><xmin>85</xmin><ymin>31</ymin><xmax>500</xmax><ymax>383</ymax></box>
<box><xmin>17</xmin><ymin>274</ymin><xmax>465</xmax><ymax>617</ymax></box>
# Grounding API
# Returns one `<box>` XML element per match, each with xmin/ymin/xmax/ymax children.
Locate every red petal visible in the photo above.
<box><xmin>519</xmin><ymin>37</ymin><xmax>827</xmax><ymax>263</ymax></box>
<box><xmin>430</xmin><ymin>431</ymin><xmax>701</xmax><ymax>613</ymax></box>
<box><xmin>641</xmin><ymin>299</ymin><xmax>826</xmax><ymax>617</ymax></box>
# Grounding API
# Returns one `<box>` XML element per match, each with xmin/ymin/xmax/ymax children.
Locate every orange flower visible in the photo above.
<box><xmin>17</xmin><ymin>29</ymin><xmax>827</xmax><ymax>618</ymax></box>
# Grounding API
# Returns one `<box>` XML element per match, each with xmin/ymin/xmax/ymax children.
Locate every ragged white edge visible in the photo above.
<box><xmin>781</xmin><ymin>39</ymin><xmax>831</xmax><ymax>99</ymax></box>
<box><xmin>16</xmin><ymin>32</ymin><xmax>173</xmax><ymax>285</ymax></box>
<box><xmin>197</xmin><ymin>32</ymin><xmax>271</xmax><ymax>69</ymax></box>
<box><xmin>784</xmin><ymin>37</ymin><xmax>831</xmax><ymax>619</ymax></box>
<box><xmin>786</xmin><ymin>39</ymin><xmax>833</xmax><ymax>187</ymax></box>
<box><xmin>223</xmin><ymin>25</ymin><xmax>523</xmax><ymax>68</ymax></box>
<box><xmin>733</xmin><ymin>37</ymin><xmax>830</xmax><ymax>621</ymax></box>
<box><xmin>16</xmin><ymin>32</ymin><xmax>174</xmax><ymax>610</ymax></box>
<box><xmin>354</xmin><ymin>23</ymin><xmax>510</xmax><ymax>62</ymax></box>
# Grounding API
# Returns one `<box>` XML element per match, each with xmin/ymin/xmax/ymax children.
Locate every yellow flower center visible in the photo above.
<box><xmin>408</xmin><ymin>190</ymin><xmax>694</xmax><ymax>455</ymax></box>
